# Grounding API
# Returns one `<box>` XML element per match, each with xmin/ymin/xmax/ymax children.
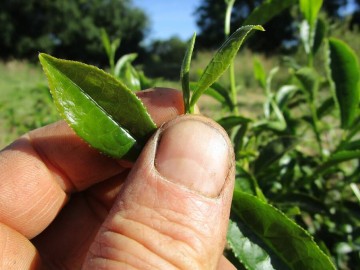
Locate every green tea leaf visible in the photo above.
<box><xmin>206</xmin><ymin>82</ymin><xmax>234</xmax><ymax>111</ymax></box>
<box><xmin>39</xmin><ymin>53</ymin><xmax>156</xmax><ymax>160</ymax></box>
<box><xmin>217</xmin><ymin>116</ymin><xmax>252</xmax><ymax>131</ymax></box>
<box><xmin>253</xmin><ymin>57</ymin><xmax>266</xmax><ymax>89</ymax></box>
<box><xmin>189</xmin><ymin>25</ymin><xmax>264</xmax><ymax>110</ymax></box>
<box><xmin>328</xmin><ymin>38</ymin><xmax>360</xmax><ymax>129</ymax></box>
<box><xmin>317</xmin><ymin>97</ymin><xmax>335</xmax><ymax>119</ymax></box>
<box><xmin>101</xmin><ymin>28</ymin><xmax>120</xmax><ymax>74</ymax></box>
<box><xmin>231</xmin><ymin>191</ymin><xmax>336</xmax><ymax>270</ymax></box>
<box><xmin>299</xmin><ymin>0</ymin><xmax>323</xmax><ymax>28</ymax></box>
<box><xmin>243</xmin><ymin>0</ymin><xmax>297</xmax><ymax>26</ymax></box>
<box><xmin>321</xmin><ymin>150</ymin><xmax>360</xmax><ymax>170</ymax></box>
<box><xmin>254</xmin><ymin>137</ymin><xmax>298</xmax><ymax>174</ymax></box>
<box><xmin>181</xmin><ymin>33</ymin><xmax>196</xmax><ymax>113</ymax></box>
<box><xmin>114</xmin><ymin>53</ymin><xmax>138</xmax><ymax>78</ymax></box>
<box><xmin>100</xmin><ymin>28</ymin><xmax>112</xmax><ymax>61</ymax></box>
<box><xmin>114</xmin><ymin>53</ymin><xmax>142</xmax><ymax>91</ymax></box>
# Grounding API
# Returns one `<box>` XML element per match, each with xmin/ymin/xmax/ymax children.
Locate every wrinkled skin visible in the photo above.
<box><xmin>0</xmin><ymin>88</ymin><xmax>236</xmax><ymax>269</ymax></box>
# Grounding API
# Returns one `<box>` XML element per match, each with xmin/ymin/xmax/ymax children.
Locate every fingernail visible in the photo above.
<box><xmin>155</xmin><ymin>117</ymin><xmax>231</xmax><ymax>197</ymax></box>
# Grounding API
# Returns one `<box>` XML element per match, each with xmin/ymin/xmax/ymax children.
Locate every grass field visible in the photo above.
<box><xmin>0</xmin><ymin>60</ymin><xmax>59</xmax><ymax>148</ymax></box>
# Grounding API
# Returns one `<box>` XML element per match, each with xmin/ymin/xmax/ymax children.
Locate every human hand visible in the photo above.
<box><xmin>0</xmin><ymin>88</ymin><xmax>236</xmax><ymax>269</ymax></box>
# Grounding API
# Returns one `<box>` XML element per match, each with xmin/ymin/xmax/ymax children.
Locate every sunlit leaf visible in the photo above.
<box><xmin>39</xmin><ymin>53</ymin><xmax>156</xmax><ymax>160</ymax></box>
<box><xmin>254</xmin><ymin>137</ymin><xmax>298</xmax><ymax>174</ymax></box>
<box><xmin>190</xmin><ymin>25</ymin><xmax>264</xmax><ymax>111</ymax></box>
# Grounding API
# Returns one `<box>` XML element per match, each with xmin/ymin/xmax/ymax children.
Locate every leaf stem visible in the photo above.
<box><xmin>310</xmin><ymin>101</ymin><xmax>324</xmax><ymax>159</ymax></box>
<box><xmin>225</xmin><ymin>0</ymin><xmax>238</xmax><ymax>115</ymax></box>
<box><xmin>229</xmin><ymin>62</ymin><xmax>238</xmax><ymax>114</ymax></box>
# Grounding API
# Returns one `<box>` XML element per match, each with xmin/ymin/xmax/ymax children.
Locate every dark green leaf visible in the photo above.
<box><xmin>276</xmin><ymin>193</ymin><xmax>328</xmax><ymax>214</ymax></box>
<box><xmin>190</xmin><ymin>25</ymin><xmax>264</xmax><ymax>110</ymax></box>
<box><xmin>232</xmin><ymin>191</ymin><xmax>336</xmax><ymax>270</ymax></box>
<box><xmin>234</xmin><ymin>124</ymin><xmax>249</xmax><ymax>160</ymax></box>
<box><xmin>39</xmin><ymin>53</ymin><xmax>156</xmax><ymax>160</ymax></box>
<box><xmin>189</xmin><ymin>82</ymin><xmax>234</xmax><ymax>111</ymax></box>
<box><xmin>328</xmin><ymin>38</ymin><xmax>360</xmax><ymax>129</ymax></box>
<box><xmin>181</xmin><ymin>33</ymin><xmax>196</xmax><ymax>113</ymax></box>
<box><xmin>337</xmin><ymin>139</ymin><xmax>360</xmax><ymax>151</ymax></box>
<box><xmin>254</xmin><ymin>137</ymin><xmax>298</xmax><ymax>174</ymax></box>
<box><xmin>243</xmin><ymin>0</ymin><xmax>297</xmax><ymax>26</ymax></box>
<box><xmin>294</xmin><ymin>67</ymin><xmax>319</xmax><ymax>101</ymax></box>
<box><xmin>317</xmin><ymin>97</ymin><xmax>335</xmax><ymax>119</ymax></box>
<box><xmin>235</xmin><ymin>165</ymin><xmax>266</xmax><ymax>201</ymax></box>
<box><xmin>313</xmin><ymin>18</ymin><xmax>327</xmax><ymax>55</ymax></box>
<box><xmin>217</xmin><ymin>116</ymin><xmax>252</xmax><ymax>131</ymax></box>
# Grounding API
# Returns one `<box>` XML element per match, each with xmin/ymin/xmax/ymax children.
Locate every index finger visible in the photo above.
<box><xmin>0</xmin><ymin>88</ymin><xmax>184</xmax><ymax>238</ymax></box>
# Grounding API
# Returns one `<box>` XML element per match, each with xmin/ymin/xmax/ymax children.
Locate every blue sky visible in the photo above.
<box><xmin>132</xmin><ymin>0</ymin><xmax>358</xmax><ymax>42</ymax></box>
<box><xmin>132</xmin><ymin>0</ymin><xmax>201</xmax><ymax>42</ymax></box>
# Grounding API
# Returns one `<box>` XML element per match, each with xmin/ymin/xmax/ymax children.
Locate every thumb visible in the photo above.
<box><xmin>83</xmin><ymin>115</ymin><xmax>235</xmax><ymax>269</ymax></box>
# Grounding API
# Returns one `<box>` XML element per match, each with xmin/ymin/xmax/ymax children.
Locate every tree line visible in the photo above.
<box><xmin>1</xmin><ymin>0</ymin><xmax>359</xmax><ymax>65</ymax></box>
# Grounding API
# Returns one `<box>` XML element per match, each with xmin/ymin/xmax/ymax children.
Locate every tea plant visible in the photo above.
<box><xmin>38</xmin><ymin>0</ymin><xmax>360</xmax><ymax>269</ymax></box>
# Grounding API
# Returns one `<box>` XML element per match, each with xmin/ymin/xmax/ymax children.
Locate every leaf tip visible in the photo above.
<box><xmin>254</xmin><ymin>25</ymin><xmax>265</xmax><ymax>31</ymax></box>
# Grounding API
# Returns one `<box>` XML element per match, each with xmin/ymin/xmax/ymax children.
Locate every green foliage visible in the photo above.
<box><xmin>184</xmin><ymin>1</ymin><xmax>360</xmax><ymax>269</ymax></box>
<box><xmin>189</xmin><ymin>25</ymin><xmax>264</xmax><ymax>113</ymax></box>
<box><xmin>181</xmin><ymin>33</ymin><xmax>197</xmax><ymax>112</ymax></box>
<box><xmin>328</xmin><ymin>38</ymin><xmax>360</xmax><ymax>129</ymax></box>
<box><xmin>0</xmin><ymin>0</ymin><xmax>148</xmax><ymax>64</ymax></box>
<box><xmin>24</xmin><ymin>1</ymin><xmax>360</xmax><ymax>269</ymax></box>
<box><xmin>230</xmin><ymin>191</ymin><xmax>335</xmax><ymax>270</ymax></box>
<box><xmin>39</xmin><ymin>53</ymin><xmax>156</xmax><ymax>160</ymax></box>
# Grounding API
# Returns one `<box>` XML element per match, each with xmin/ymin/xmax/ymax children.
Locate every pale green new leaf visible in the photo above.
<box><xmin>299</xmin><ymin>0</ymin><xmax>323</xmax><ymax>27</ymax></box>
<box><xmin>189</xmin><ymin>25</ymin><xmax>264</xmax><ymax>110</ymax></box>
<box><xmin>39</xmin><ymin>53</ymin><xmax>156</xmax><ymax>160</ymax></box>
<box><xmin>231</xmin><ymin>191</ymin><xmax>336</xmax><ymax>270</ymax></box>
<box><xmin>114</xmin><ymin>53</ymin><xmax>138</xmax><ymax>78</ymax></box>
<box><xmin>181</xmin><ymin>33</ymin><xmax>196</xmax><ymax>113</ymax></box>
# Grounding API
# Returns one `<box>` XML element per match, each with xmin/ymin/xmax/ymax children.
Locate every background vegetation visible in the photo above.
<box><xmin>1</xmin><ymin>0</ymin><xmax>360</xmax><ymax>269</ymax></box>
